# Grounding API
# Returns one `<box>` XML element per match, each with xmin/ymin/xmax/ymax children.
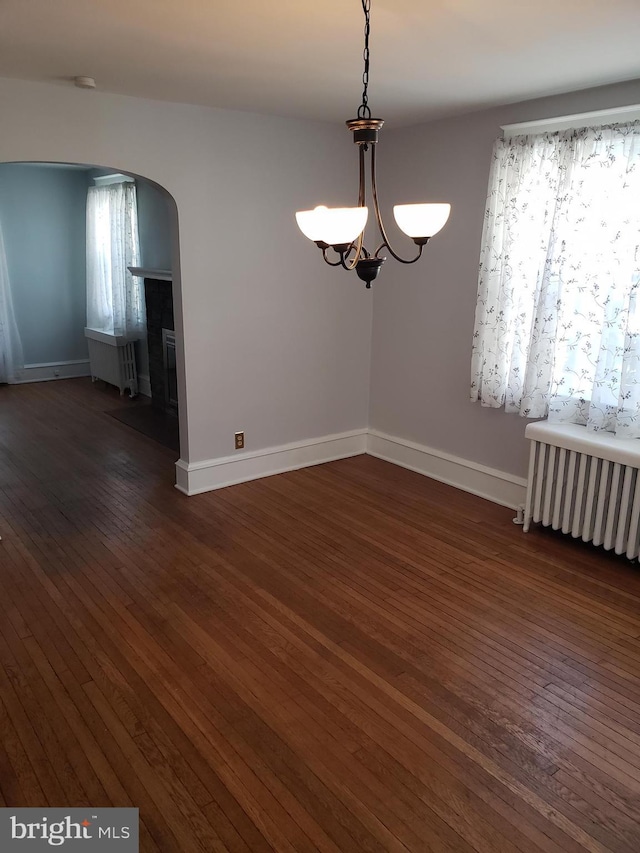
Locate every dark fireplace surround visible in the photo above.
<box><xmin>143</xmin><ymin>276</ymin><xmax>175</xmax><ymax>412</ymax></box>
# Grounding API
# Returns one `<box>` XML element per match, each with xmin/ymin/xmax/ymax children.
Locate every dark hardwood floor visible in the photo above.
<box><xmin>1</xmin><ymin>378</ymin><xmax>640</xmax><ymax>851</ymax></box>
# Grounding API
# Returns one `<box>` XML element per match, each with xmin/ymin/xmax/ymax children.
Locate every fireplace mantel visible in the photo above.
<box><xmin>129</xmin><ymin>267</ymin><xmax>172</xmax><ymax>281</ymax></box>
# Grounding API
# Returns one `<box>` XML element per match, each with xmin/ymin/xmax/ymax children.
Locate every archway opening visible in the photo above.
<box><xmin>0</xmin><ymin>160</ymin><xmax>185</xmax><ymax>476</ymax></box>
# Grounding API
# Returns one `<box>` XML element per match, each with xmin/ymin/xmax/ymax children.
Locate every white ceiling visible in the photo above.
<box><xmin>1</xmin><ymin>0</ymin><xmax>639</xmax><ymax>126</ymax></box>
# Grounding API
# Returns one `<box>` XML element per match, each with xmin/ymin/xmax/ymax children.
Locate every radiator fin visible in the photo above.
<box><xmin>525</xmin><ymin>438</ymin><xmax>640</xmax><ymax>560</ymax></box>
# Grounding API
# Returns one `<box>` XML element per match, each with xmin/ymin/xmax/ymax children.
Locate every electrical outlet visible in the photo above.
<box><xmin>54</xmin><ymin>368</ymin><xmax>60</xmax><ymax>377</ymax></box>
<box><xmin>234</xmin><ymin>431</ymin><xmax>245</xmax><ymax>450</ymax></box>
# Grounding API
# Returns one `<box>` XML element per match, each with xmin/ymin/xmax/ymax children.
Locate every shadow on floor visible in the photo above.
<box><xmin>107</xmin><ymin>403</ymin><xmax>180</xmax><ymax>452</ymax></box>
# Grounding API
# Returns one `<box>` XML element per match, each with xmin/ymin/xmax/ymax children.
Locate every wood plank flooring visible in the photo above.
<box><xmin>1</xmin><ymin>378</ymin><xmax>640</xmax><ymax>851</ymax></box>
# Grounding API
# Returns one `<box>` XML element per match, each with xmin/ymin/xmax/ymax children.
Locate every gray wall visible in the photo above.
<box><xmin>0</xmin><ymin>78</ymin><xmax>373</xmax><ymax>465</ymax></box>
<box><xmin>137</xmin><ymin>179</ymin><xmax>172</xmax><ymax>271</ymax></box>
<box><xmin>0</xmin><ymin>163</ymin><xmax>88</xmax><ymax>364</ymax></box>
<box><xmin>370</xmin><ymin>79</ymin><xmax>640</xmax><ymax>479</ymax></box>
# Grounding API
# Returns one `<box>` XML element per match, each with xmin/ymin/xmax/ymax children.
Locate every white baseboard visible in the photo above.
<box><xmin>173</xmin><ymin>425</ymin><xmax>525</xmax><ymax>509</ymax></box>
<box><xmin>14</xmin><ymin>359</ymin><xmax>91</xmax><ymax>384</ymax></box>
<box><xmin>138</xmin><ymin>374</ymin><xmax>151</xmax><ymax>397</ymax></box>
<box><xmin>367</xmin><ymin>429</ymin><xmax>526</xmax><ymax>510</ymax></box>
<box><xmin>175</xmin><ymin>429</ymin><xmax>368</xmax><ymax>496</ymax></box>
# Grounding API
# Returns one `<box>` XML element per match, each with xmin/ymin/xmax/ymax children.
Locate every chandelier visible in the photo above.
<box><xmin>295</xmin><ymin>0</ymin><xmax>450</xmax><ymax>287</ymax></box>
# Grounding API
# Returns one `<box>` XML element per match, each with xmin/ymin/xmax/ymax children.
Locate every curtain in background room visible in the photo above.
<box><xmin>86</xmin><ymin>181</ymin><xmax>145</xmax><ymax>337</ymax></box>
<box><xmin>0</xmin><ymin>218</ymin><xmax>24</xmax><ymax>384</ymax></box>
<box><xmin>471</xmin><ymin>121</ymin><xmax>640</xmax><ymax>438</ymax></box>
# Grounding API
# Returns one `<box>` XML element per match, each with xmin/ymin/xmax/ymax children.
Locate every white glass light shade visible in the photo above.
<box><xmin>295</xmin><ymin>205</ymin><xmax>368</xmax><ymax>246</ymax></box>
<box><xmin>295</xmin><ymin>206</ymin><xmax>328</xmax><ymax>242</ymax></box>
<box><xmin>393</xmin><ymin>203</ymin><xmax>451</xmax><ymax>239</ymax></box>
<box><xmin>321</xmin><ymin>206</ymin><xmax>368</xmax><ymax>245</ymax></box>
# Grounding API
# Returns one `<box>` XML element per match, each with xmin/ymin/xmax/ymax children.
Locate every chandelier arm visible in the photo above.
<box><xmin>338</xmin><ymin>146</ymin><xmax>368</xmax><ymax>269</ymax></box>
<box><xmin>321</xmin><ymin>247</ymin><xmax>344</xmax><ymax>267</ymax></box>
<box><xmin>370</xmin><ymin>145</ymin><xmax>424</xmax><ymax>264</ymax></box>
<box><xmin>374</xmin><ymin>239</ymin><xmax>424</xmax><ymax>264</ymax></box>
<box><xmin>341</xmin><ymin>232</ymin><xmax>365</xmax><ymax>270</ymax></box>
<box><xmin>320</xmin><ymin>144</ymin><xmax>369</xmax><ymax>271</ymax></box>
<box><xmin>323</xmin><ymin>241</ymin><xmax>367</xmax><ymax>270</ymax></box>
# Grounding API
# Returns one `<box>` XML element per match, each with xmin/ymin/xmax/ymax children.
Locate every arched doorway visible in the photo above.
<box><xmin>0</xmin><ymin>160</ymin><xmax>186</xmax><ymax>470</ymax></box>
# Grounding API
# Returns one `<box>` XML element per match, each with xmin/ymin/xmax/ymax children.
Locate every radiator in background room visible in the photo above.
<box><xmin>524</xmin><ymin>421</ymin><xmax>640</xmax><ymax>560</ymax></box>
<box><xmin>85</xmin><ymin>327</ymin><xmax>140</xmax><ymax>398</ymax></box>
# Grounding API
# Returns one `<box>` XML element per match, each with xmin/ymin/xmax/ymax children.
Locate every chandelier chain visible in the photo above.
<box><xmin>357</xmin><ymin>0</ymin><xmax>372</xmax><ymax>119</ymax></box>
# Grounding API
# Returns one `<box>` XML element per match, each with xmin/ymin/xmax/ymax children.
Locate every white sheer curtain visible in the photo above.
<box><xmin>86</xmin><ymin>181</ymin><xmax>145</xmax><ymax>337</ymax></box>
<box><xmin>471</xmin><ymin>122</ymin><xmax>640</xmax><ymax>438</ymax></box>
<box><xmin>0</xmin><ymin>218</ymin><xmax>24</xmax><ymax>384</ymax></box>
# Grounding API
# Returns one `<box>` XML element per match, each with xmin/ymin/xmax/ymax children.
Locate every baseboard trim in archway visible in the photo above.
<box><xmin>174</xmin><ymin>429</ymin><xmax>368</xmax><ymax>495</ymax></box>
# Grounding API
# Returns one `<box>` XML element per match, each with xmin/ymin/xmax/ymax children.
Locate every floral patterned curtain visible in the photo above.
<box><xmin>471</xmin><ymin>121</ymin><xmax>640</xmax><ymax>438</ymax></box>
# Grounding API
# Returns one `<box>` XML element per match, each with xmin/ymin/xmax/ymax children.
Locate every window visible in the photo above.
<box><xmin>86</xmin><ymin>178</ymin><xmax>144</xmax><ymax>337</ymax></box>
<box><xmin>471</xmin><ymin>120</ymin><xmax>640</xmax><ymax>438</ymax></box>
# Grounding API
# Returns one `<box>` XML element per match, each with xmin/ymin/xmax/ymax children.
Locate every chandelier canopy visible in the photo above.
<box><xmin>295</xmin><ymin>0</ymin><xmax>451</xmax><ymax>287</ymax></box>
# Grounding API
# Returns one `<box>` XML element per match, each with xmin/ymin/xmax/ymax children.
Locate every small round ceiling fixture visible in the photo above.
<box><xmin>74</xmin><ymin>76</ymin><xmax>96</xmax><ymax>89</ymax></box>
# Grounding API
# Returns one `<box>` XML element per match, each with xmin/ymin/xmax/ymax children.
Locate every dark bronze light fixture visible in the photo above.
<box><xmin>295</xmin><ymin>0</ymin><xmax>450</xmax><ymax>287</ymax></box>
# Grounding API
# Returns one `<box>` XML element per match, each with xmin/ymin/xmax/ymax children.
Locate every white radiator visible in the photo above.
<box><xmin>85</xmin><ymin>327</ymin><xmax>139</xmax><ymax>397</ymax></box>
<box><xmin>524</xmin><ymin>421</ymin><xmax>640</xmax><ymax>559</ymax></box>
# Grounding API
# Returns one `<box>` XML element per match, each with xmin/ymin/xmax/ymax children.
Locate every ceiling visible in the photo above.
<box><xmin>1</xmin><ymin>0</ymin><xmax>639</xmax><ymax>126</ymax></box>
